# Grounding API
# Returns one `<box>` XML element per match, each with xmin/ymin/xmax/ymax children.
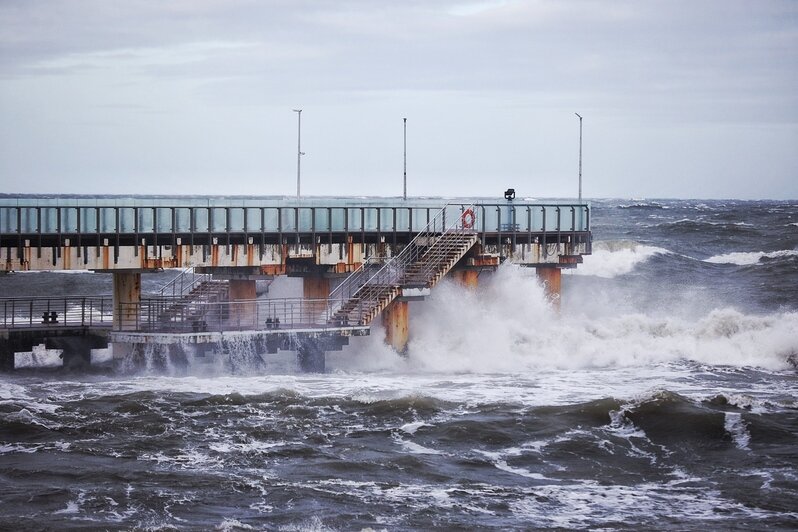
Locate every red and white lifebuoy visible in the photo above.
<box><xmin>461</xmin><ymin>208</ymin><xmax>476</xmax><ymax>229</ymax></box>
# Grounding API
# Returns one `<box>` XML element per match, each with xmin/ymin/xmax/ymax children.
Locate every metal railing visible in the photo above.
<box><xmin>328</xmin><ymin>204</ymin><xmax>477</xmax><ymax>324</ymax></box>
<box><xmin>117</xmin><ymin>297</ymin><xmax>367</xmax><ymax>333</ymax></box>
<box><xmin>0</xmin><ymin>296</ymin><xmax>112</xmax><ymax>329</ymax></box>
<box><xmin>390</xmin><ymin>203</ymin><xmax>476</xmax><ymax>287</ymax></box>
<box><xmin>0</xmin><ymin>200</ymin><xmax>589</xmax><ymax>239</ymax></box>
<box><xmin>328</xmin><ymin>256</ymin><xmax>386</xmax><ymax>309</ymax></box>
<box><xmin>0</xmin><ymin>199</ymin><xmax>589</xmax><ymax>269</ymax></box>
<box><xmin>159</xmin><ymin>267</ymin><xmax>213</xmax><ymax>298</ymax></box>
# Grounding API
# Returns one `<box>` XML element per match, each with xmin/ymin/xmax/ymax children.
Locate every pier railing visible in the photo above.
<box><xmin>0</xmin><ymin>296</ymin><xmax>113</xmax><ymax>329</ymax></box>
<box><xmin>328</xmin><ymin>256</ymin><xmax>386</xmax><ymax>308</ymax></box>
<box><xmin>159</xmin><ymin>267</ymin><xmax>213</xmax><ymax>298</ymax></box>
<box><xmin>0</xmin><ymin>198</ymin><xmax>589</xmax><ymax>252</ymax></box>
<box><xmin>117</xmin><ymin>297</ymin><xmax>367</xmax><ymax>333</ymax></box>
<box><xmin>327</xmin><ymin>204</ymin><xmax>476</xmax><ymax>324</ymax></box>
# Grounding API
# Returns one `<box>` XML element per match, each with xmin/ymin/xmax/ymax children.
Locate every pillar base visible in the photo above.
<box><xmin>113</xmin><ymin>272</ymin><xmax>141</xmax><ymax>331</ymax></box>
<box><xmin>0</xmin><ymin>343</ymin><xmax>13</xmax><ymax>372</ymax></box>
<box><xmin>451</xmin><ymin>269</ymin><xmax>479</xmax><ymax>289</ymax></box>
<box><xmin>297</xmin><ymin>339</ymin><xmax>326</xmax><ymax>373</ymax></box>
<box><xmin>229</xmin><ymin>279</ymin><xmax>257</xmax><ymax>327</ymax></box>
<box><xmin>46</xmin><ymin>337</ymin><xmax>92</xmax><ymax>370</ymax></box>
<box><xmin>536</xmin><ymin>267</ymin><xmax>562</xmax><ymax>311</ymax></box>
<box><xmin>383</xmin><ymin>300</ymin><xmax>409</xmax><ymax>355</ymax></box>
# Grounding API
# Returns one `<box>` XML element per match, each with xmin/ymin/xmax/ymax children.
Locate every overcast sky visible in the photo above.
<box><xmin>1</xmin><ymin>0</ymin><xmax>796</xmax><ymax>200</ymax></box>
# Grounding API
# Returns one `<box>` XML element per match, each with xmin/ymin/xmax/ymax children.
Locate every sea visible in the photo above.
<box><xmin>1</xmin><ymin>198</ymin><xmax>796</xmax><ymax>531</ymax></box>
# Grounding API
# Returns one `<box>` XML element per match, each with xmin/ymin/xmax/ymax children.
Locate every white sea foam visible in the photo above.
<box><xmin>54</xmin><ymin>491</ymin><xmax>86</xmax><ymax>515</ymax></box>
<box><xmin>703</xmin><ymin>249</ymin><xmax>798</xmax><ymax>265</ymax></box>
<box><xmin>390</xmin><ymin>266</ymin><xmax>798</xmax><ymax>373</ymax></box>
<box><xmin>22</xmin><ymin>263</ymin><xmax>792</xmax><ymax>412</ymax></box>
<box><xmin>216</xmin><ymin>518</ymin><xmax>255</xmax><ymax>531</ymax></box>
<box><xmin>723</xmin><ymin>412</ymin><xmax>751</xmax><ymax>450</ymax></box>
<box><xmin>394</xmin><ymin>436</ymin><xmax>444</xmax><ymax>455</ymax></box>
<box><xmin>399</xmin><ymin>421</ymin><xmax>429</xmax><ymax>434</ymax></box>
<box><xmin>568</xmin><ymin>240</ymin><xmax>670</xmax><ymax>278</ymax></box>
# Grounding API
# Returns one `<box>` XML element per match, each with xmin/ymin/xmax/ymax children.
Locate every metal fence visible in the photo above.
<box><xmin>158</xmin><ymin>268</ymin><xmax>213</xmax><ymax>298</ymax></box>
<box><xmin>117</xmin><ymin>297</ymin><xmax>368</xmax><ymax>333</ymax></box>
<box><xmin>0</xmin><ymin>297</ymin><xmax>112</xmax><ymax>329</ymax></box>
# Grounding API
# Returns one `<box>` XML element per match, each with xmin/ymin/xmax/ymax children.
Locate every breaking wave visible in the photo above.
<box><xmin>356</xmin><ymin>265</ymin><xmax>798</xmax><ymax>373</ymax></box>
<box><xmin>568</xmin><ymin>240</ymin><xmax>670</xmax><ymax>278</ymax></box>
<box><xmin>703</xmin><ymin>249</ymin><xmax>798</xmax><ymax>266</ymax></box>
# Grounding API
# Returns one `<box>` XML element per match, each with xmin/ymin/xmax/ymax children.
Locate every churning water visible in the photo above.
<box><xmin>1</xmin><ymin>198</ymin><xmax>797</xmax><ymax>530</ymax></box>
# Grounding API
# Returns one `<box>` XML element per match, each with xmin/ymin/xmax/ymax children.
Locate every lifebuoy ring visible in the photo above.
<box><xmin>461</xmin><ymin>208</ymin><xmax>476</xmax><ymax>229</ymax></box>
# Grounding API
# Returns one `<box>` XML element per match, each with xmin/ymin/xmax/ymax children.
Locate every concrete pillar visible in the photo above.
<box><xmin>382</xmin><ymin>300</ymin><xmax>409</xmax><ymax>354</ymax></box>
<box><xmin>113</xmin><ymin>272</ymin><xmax>141</xmax><ymax>331</ymax></box>
<box><xmin>111</xmin><ymin>341</ymin><xmax>133</xmax><ymax>362</ymax></box>
<box><xmin>302</xmin><ymin>277</ymin><xmax>330</xmax><ymax>299</ymax></box>
<box><xmin>303</xmin><ymin>277</ymin><xmax>331</xmax><ymax>324</ymax></box>
<box><xmin>536</xmin><ymin>267</ymin><xmax>561</xmax><ymax>310</ymax></box>
<box><xmin>46</xmin><ymin>337</ymin><xmax>92</xmax><ymax>369</ymax></box>
<box><xmin>229</xmin><ymin>279</ymin><xmax>257</xmax><ymax>328</ymax></box>
<box><xmin>297</xmin><ymin>339</ymin><xmax>326</xmax><ymax>373</ymax></box>
<box><xmin>0</xmin><ymin>342</ymin><xmax>14</xmax><ymax>372</ymax></box>
<box><xmin>451</xmin><ymin>269</ymin><xmax>479</xmax><ymax>289</ymax></box>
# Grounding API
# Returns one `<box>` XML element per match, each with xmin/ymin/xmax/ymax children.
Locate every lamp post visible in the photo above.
<box><xmin>293</xmin><ymin>109</ymin><xmax>304</xmax><ymax>198</ymax></box>
<box><xmin>403</xmin><ymin>118</ymin><xmax>407</xmax><ymax>200</ymax></box>
<box><xmin>575</xmin><ymin>112</ymin><xmax>583</xmax><ymax>205</ymax></box>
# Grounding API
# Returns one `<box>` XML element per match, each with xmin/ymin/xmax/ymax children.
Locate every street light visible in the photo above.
<box><xmin>575</xmin><ymin>112</ymin><xmax>583</xmax><ymax>205</ymax></box>
<box><xmin>403</xmin><ymin>118</ymin><xmax>407</xmax><ymax>200</ymax></box>
<box><xmin>293</xmin><ymin>109</ymin><xmax>304</xmax><ymax>198</ymax></box>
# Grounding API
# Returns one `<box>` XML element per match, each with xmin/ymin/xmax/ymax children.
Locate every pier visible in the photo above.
<box><xmin>0</xmin><ymin>195</ymin><xmax>591</xmax><ymax>371</ymax></box>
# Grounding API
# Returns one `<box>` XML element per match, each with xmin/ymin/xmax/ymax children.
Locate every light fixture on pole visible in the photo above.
<box><xmin>293</xmin><ymin>109</ymin><xmax>304</xmax><ymax>198</ymax></box>
<box><xmin>403</xmin><ymin>118</ymin><xmax>407</xmax><ymax>200</ymax></box>
<box><xmin>575</xmin><ymin>112</ymin><xmax>583</xmax><ymax>205</ymax></box>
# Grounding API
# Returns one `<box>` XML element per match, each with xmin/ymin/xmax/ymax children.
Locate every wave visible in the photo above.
<box><xmin>618</xmin><ymin>202</ymin><xmax>666</xmax><ymax>210</ymax></box>
<box><xmin>704</xmin><ymin>249</ymin><xmax>798</xmax><ymax>266</ymax></box>
<box><xmin>568</xmin><ymin>240</ymin><xmax>670</xmax><ymax>278</ymax></box>
<box><xmin>349</xmin><ymin>265</ymin><xmax>798</xmax><ymax>373</ymax></box>
<box><xmin>654</xmin><ymin>218</ymin><xmax>759</xmax><ymax>237</ymax></box>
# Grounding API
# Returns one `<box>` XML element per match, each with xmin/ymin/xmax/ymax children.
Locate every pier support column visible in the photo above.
<box><xmin>302</xmin><ymin>277</ymin><xmax>330</xmax><ymax>300</ymax></box>
<box><xmin>382</xmin><ymin>300</ymin><xmax>409</xmax><ymax>355</ymax></box>
<box><xmin>0</xmin><ymin>343</ymin><xmax>13</xmax><ymax>372</ymax></box>
<box><xmin>303</xmin><ymin>277</ymin><xmax>331</xmax><ymax>324</ymax></box>
<box><xmin>111</xmin><ymin>342</ymin><xmax>133</xmax><ymax>362</ymax></box>
<box><xmin>536</xmin><ymin>267</ymin><xmax>561</xmax><ymax>311</ymax></box>
<box><xmin>46</xmin><ymin>337</ymin><xmax>94</xmax><ymax>369</ymax></box>
<box><xmin>113</xmin><ymin>272</ymin><xmax>141</xmax><ymax>331</ymax></box>
<box><xmin>297</xmin><ymin>339</ymin><xmax>326</xmax><ymax>373</ymax></box>
<box><xmin>229</xmin><ymin>279</ymin><xmax>257</xmax><ymax>328</ymax></box>
<box><xmin>451</xmin><ymin>269</ymin><xmax>479</xmax><ymax>289</ymax></box>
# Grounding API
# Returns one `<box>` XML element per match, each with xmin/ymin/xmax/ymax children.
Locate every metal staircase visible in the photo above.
<box><xmin>154</xmin><ymin>269</ymin><xmax>230</xmax><ymax>328</ymax></box>
<box><xmin>328</xmin><ymin>205</ymin><xmax>478</xmax><ymax>327</ymax></box>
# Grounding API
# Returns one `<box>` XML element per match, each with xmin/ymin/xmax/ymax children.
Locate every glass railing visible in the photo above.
<box><xmin>0</xmin><ymin>196</ymin><xmax>589</xmax><ymax>235</ymax></box>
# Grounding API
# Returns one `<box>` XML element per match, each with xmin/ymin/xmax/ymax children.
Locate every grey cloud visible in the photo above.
<box><xmin>0</xmin><ymin>0</ymin><xmax>795</xmax><ymax>198</ymax></box>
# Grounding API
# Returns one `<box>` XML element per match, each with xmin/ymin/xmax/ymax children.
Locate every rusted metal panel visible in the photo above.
<box><xmin>382</xmin><ymin>300</ymin><xmax>409</xmax><ymax>354</ymax></box>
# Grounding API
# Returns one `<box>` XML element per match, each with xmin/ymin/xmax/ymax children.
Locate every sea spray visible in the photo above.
<box><xmin>350</xmin><ymin>263</ymin><xmax>798</xmax><ymax>372</ymax></box>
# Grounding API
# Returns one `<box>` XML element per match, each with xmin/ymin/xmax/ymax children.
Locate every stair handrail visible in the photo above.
<box><xmin>403</xmin><ymin>222</ymin><xmax>477</xmax><ymax>286</ymax></box>
<box><xmin>328</xmin><ymin>203</ymin><xmax>476</xmax><ymax>318</ymax></box>
<box><xmin>328</xmin><ymin>256</ymin><xmax>386</xmax><ymax>305</ymax></box>
<box><xmin>158</xmin><ymin>267</ymin><xmax>213</xmax><ymax>299</ymax></box>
